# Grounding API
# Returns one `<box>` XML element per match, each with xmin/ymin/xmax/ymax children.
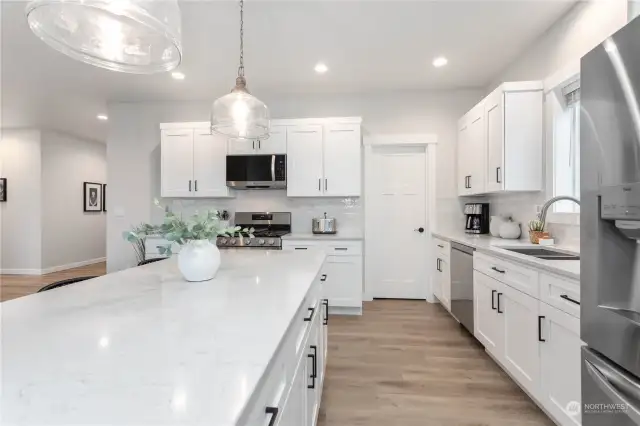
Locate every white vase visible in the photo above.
<box><xmin>490</xmin><ymin>216</ymin><xmax>507</xmax><ymax>237</ymax></box>
<box><xmin>178</xmin><ymin>239</ymin><xmax>221</xmax><ymax>282</ymax></box>
<box><xmin>499</xmin><ymin>220</ymin><xmax>522</xmax><ymax>240</ymax></box>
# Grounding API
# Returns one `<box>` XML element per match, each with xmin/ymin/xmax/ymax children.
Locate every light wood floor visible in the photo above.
<box><xmin>0</xmin><ymin>262</ymin><xmax>106</xmax><ymax>302</ymax></box>
<box><xmin>1</xmin><ymin>268</ymin><xmax>553</xmax><ymax>425</ymax></box>
<box><xmin>318</xmin><ymin>300</ymin><xmax>554</xmax><ymax>426</ymax></box>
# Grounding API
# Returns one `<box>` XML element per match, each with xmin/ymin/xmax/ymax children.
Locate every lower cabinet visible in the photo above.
<box><xmin>241</xmin><ymin>274</ymin><xmax>328</xmax><ymax>426</ymax></box>
<box><xmin>433</xmin><ymin>238</ymin><xmax>451</xmax><ymax>310</ymax></box>
<box><xmin>473</xmin><ymin>266</ymin><xmax>582</xmax><ymax>426</ymax></box>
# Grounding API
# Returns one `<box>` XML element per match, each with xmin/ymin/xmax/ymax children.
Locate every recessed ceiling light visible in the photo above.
<box><xmin>97</xmin><ymin>114</ymin><xmax>108</xmax><ymax>121</ymax></box>
<box><xmin>171</xmin><ymin>71</ymin><xmax>185</xmax><ymax>80</ymax></box>
<box><xmin>432</xmin><ymin>56</ymin><xmax>448</xmax><ymax>68</ymax></box>
<box><xmin>314</xmin><ymin>62</ymin><xmax>328</xmax><ymax>74</ymax></box>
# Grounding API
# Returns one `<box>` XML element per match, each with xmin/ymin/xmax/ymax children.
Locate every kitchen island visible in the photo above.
<box><xmin>1</xmin><ymin>250</ymin><xmax>328</xmax><ymax>426</ymax></box>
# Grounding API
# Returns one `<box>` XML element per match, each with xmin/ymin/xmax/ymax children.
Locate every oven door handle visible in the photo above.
<box><xmin>271</xmin><ymin>155</ymin><xmax>276</xmax><ymax>182</ymax></box>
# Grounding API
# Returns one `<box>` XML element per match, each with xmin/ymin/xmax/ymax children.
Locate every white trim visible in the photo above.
<box><xmin>501</xmin><ymin>80</ymin><xmax>544</xmax><ymax>92</ymax></box>
<box><xmin>160</xmin><ymin>122</ymin><xmax>210</xmax><ymax>129</ymax></box>
<box><xmin>1</xmin><ymin>257</ymin><xmax>106</xmax><ymax>276</ymax></box>
<box><xmin>363</xmin><ymin>134</ymin><xmax>437</xmax><ymax>302</ymax></box>
<box><xmin>544</xmin><ymin>62</ymin><xmax>580</xmax><ymax>94</ymax></box>
<box><xmin>160</xmin><ymin>117</ymin><xmax>363</xmax><ymax>130</ymax></box>
<box><xmin>364</xmin><ymin>133</ymin><xmax>438</xmax><ymax>146</ymax></box>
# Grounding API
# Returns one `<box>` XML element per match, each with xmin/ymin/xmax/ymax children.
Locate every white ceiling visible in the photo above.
<box><xmin>1</xmin><ymin>0</ymin><xmax>576</xmax><ymax>142</ymax></box>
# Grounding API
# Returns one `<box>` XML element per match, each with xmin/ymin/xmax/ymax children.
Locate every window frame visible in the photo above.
<box><xmin>544</xmin><ymin>63</ymin><xmax>581</xmax><ymax>226</ymax></box>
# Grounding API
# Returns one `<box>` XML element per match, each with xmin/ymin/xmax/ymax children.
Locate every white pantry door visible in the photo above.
<box><xmin>369</xmin><ymin>145</ymin><xmax>428</xmax><ymax>299</ymax></box>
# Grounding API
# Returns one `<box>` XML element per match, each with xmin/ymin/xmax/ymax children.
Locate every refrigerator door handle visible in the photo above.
<box><xmin>585</xmin><ymin>352</ymin><xmax>640</xmax><ymax>423</ymax></box>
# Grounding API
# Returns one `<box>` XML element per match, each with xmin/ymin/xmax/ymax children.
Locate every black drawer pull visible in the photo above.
<box><xmin>497</xmin><ymin>293</ymin><xmax>503</xmax><ymax>313</ymax></box>
<box><xmin>320</xmin><ymin>274</ymin><xmax>327</xmax><ymax>282</ymax></box>
<box><xmin>334</xmin><ymin>247</ymin><xmax>348</xmax><ymax>251</ymax></box>
<box><xmin>491</xmin><ymin>266</ymin><xmax>506</xmax><ymax>274</ymax></box>
<box><xmin>308</xmin><ymin>346</ymin><xmax>317</xmax><ymax>389</ymax></box>
<box><xmin>560</xmin><ymin>294</ymin><xmax>580</xmax><ymax>305</ymax></box>
<box><xmin>491</xmin><ymin>290</ymin><xmax>497</xmax><ymax>310</ymax></box>
<box><xmin>436</xmin><ymin>258</ymin><xmax>442</xmax><ymax>272</ymax></box>
<box><xmin>295</xmin><ymin>247</ymin><xmax>308</xmax><ymax>250</ymax></box>
<box><xmin>437</xmin><ymin>244</ymin><xmax>444</xmax><ymax>248</ymax></box>
<box><xmin>265</xmin><ymin>407</ymin><xmax>279</xmax><ymax>426</ymax></box>
<box><xmin>538</xmin><ymin>316</ymin><xmax>546</xmax><ymax>342</ymax></box>
<box><xmin>304</xmin><ymin>306</ymin><xmax>315</xmax><ymax>322</ymax></box>
<box><xmin>323</xmin><ymin>299</ymin><xmax>329</xmax><ymax>325</ymax></box>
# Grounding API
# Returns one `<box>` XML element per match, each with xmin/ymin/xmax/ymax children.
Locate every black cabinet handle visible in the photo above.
<box><xmin>497</xmin><ymin>293</ymin><xmax>503</xmax><ymax>313</ymax></box>
<box><xmin>265</xmin><ymin>407</ymin><xmax>279</xmax><ymax>426</ymax></box>
<box><xmin>304</xmin><ymin>306</ymin><xmax>315</xmax><ymax>322</ymax></box>
<box><xmin>491</xmin><ymin>266</ymin><xmax>506</xmax><ymax>274</ymax></box>
<box><xmin>307</xmin><ymin>346</ymin><xmax>317</xmax><ymax>389</ymax></box>
<box><xmin>464</xmin><ymin>176</ymin><xmax>469</xmax><ymax>189</ymax></box>
<box><xmin>334</xmin><ymin>247</ymin><xmax>348</xmax><ymax>251</ymax></box>
<box><xmin>295</xmin><ymin>247</ymin><xmax>308</xmax><ymax>250</ymax></box>
<box><xmin>468</xmin><ymin>176</ymin><xmax>472</xmax><ymax>188</ymax></box>
<box><xmin>491</xmin><ymin>290</ymin><xmax>497</xmax><ymax>310</ymax></box>
<box><xmin>538</xmin><ymin>316</ymin><xmax>546</xmax><ymax>342</ymax></box>
<box><xmin>496</xmin><ymin>167</ymin><xmax>502</xmax><ymax>183</ymax></box>
<box><xmin>323</xmin><ymin>299</ymin><xmax>329</xmax><ymax>325</ymax></box>
<box><xmin>437</xmin><ymin>244</ymin><xmax>444</xmax><ymax>248</ymax></box>
<box><xmin>436</xmin><ymin>258</ymin><xmax>441</xmax><ymax>272</ymax></box>
<box><xmin>320</xmin><ymin>274</ymin><xmax>327</xmax><ymax>282</ymax></box>
<box><xmin>560</xmin><ymin>294</ymin><xmax>580</xmax><ymax>305</ymax></box>
<box><xmin>188</xmin><ymin>180</ymin><xmax>192</xmax><ymax>191</ymax></box>
<box><xmin>194</xmin><ymin>180</ymin><xmax>198</xmax><ymax>192</ymax></box>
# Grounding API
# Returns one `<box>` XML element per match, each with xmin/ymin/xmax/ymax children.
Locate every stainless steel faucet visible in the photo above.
<box><xmin>538</xmin><ymin>196</ymin><xmax>580</xmax><ymax>225</ymax></box>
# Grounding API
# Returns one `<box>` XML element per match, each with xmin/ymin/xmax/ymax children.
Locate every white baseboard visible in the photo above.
<box><xmin>41</xmin><ymin>257</ymin><xmax>106</xmax><ymax>275</ymax></box>
<box><xmin>1</xmin><ymin>257</ymin><xmax>106</xmax><ymax>276</ymax></box>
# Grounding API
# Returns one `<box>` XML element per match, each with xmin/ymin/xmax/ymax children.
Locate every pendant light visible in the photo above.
<box><xmin>25</xmin><ymin>0</ymin><xmax>182</xmax><ymax>74</ymax></box>
<box><xmin>211</xmin><ymin>0</ymin><xmax>269</xmax><ymax>140</ymax></box>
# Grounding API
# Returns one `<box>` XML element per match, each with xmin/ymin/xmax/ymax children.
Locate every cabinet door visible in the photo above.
<box><xmin>457</xmin><ymin>122</ymin><xmax>470</xmax><ymax>196</ymax></box>
<box><xmin>306</xmin><ymin>314</ymin><xmax>321</xmax><ymax>426</ymax></box>
<box><xmin>322</xmin><ymin>256</ymin><xmax>362</xmax><ymax>308</ymax></box>
<box><xmin>323</xmin><ymin>124</ymin><xmax>361</xmax><ymax>197</ymax></box>
<box><xmin>467</xmin><ymin>111</ymin><xmax>486</xmax><ymax>195</ymax></box>
<box><xmin>227</xmin><ymin>138</ymin><xmax>256</xmax><ymax>155</ymax></box>
<box><xmin>193</xmin><ymin>131</ymin><xmax>231</xmax><ymax>197</ymax></box>
<box><xmin>473</xmin><ymin>271</ymin><xmax>503</xmax><ymax>358</ymax></box>
<box><xmin>258</xmin><ymin>125</ymin><xmax>287</xmax><ymax>154</ymax></box>
<box><xmin>279</xmin><ymin>356</ymin><xmax>307</xmax><ymax>426</ymax></box>
<box><xmin>485</xmin><ymin>90</ymin><xmax>504</xmax><ymax>193</ymax></box>
<box><xmin>502</xmin><ymin>283</ymin><xmax>541</xmax><ymax>398</ymax></box>
<box><xmin>287</xmin><ymin>125</ymin><xmax>324</xmax><ymax>197</ymax></box>
<box><xmin>161</xmin><ymin>129</ymin><xmax>194</xmax><ymax>197</ymax></box>
<box><xmin>432</xmin><ymin>256</ymin><xmax>443</xmax><ymax>302</ymax></box>
<box><xmin>540</xmin><ymin>302</ymin><xmax>583</xmax><ymax>426</ymax></box>
<box><xmin>440</xmin><ymin>257</ymin><xmax>451</xmax><ymax>311</ymax></box>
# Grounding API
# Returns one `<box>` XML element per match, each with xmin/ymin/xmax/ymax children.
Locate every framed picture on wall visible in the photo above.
<box><xmin>0</xmin><ymin>178</ymin><xmax>6</xmax><ymax>202</ymax></box>
<box><xmin>102</xmin><ymin>184</ymin><xmax>107</xmax><ymax>212</ymax></box>
<box><xmin>83</xmin><ymin>182</ymin><xmax>102</xmax><ymax>212</ymax></box>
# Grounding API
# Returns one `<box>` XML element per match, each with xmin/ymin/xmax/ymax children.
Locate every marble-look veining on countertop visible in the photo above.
<box><xmin>1</xmin><ymin>250</ymin><xmax>325</xmax><ymax>426</ymax></box>
<box><xmin>432</xmin><ymin>229</ymin><xmax>580</xmax><ymax>280</ymax></box>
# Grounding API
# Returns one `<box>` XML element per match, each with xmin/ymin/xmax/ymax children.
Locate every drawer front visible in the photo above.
<box><xmin>539</xmin><ymin>272</ymin><xmax>580</xmax><ymax>318</ymax></box>
<box><xmin>434</xmin><ymin>238</ymin><xmax>451</xmax><ymax>259</ymax></box>
<box><xmin>282</xmin><ymin>240</ymin><xmax>362</xmax><ymax>256</ymax></box>
<box><xmin>474</xmin><ymin>252</ymin><xmax>539</xmax><ymax>298</ymax></box>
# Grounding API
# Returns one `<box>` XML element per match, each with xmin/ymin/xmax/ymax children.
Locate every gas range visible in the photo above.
<box><xmin>217</xmin><ymin>212</ymin><xmax>291</xmax><ymax>249</ymax></box>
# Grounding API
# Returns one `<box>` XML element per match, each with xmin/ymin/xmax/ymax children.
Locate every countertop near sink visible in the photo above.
<box><xmin>283</xmin><ymin>232</ymin><xmax>363</xmax><ymax>241</ymax></box>
<box><xmin>432</xmin><ymin>230</ymin><xmax>580</xmax><ymax>281</ymax></box>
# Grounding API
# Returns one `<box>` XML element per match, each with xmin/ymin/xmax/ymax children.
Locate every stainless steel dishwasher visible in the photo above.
<box><xmin>450</xmin><ymin>242</ymin><xmax>474</xmax><ymax>334</ymax></box>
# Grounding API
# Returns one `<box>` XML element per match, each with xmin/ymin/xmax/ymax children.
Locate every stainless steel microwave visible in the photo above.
<box><xmin>226</xmin><ymin>155</ymin><xmax>286</xmax><ymax>189</ymax></box>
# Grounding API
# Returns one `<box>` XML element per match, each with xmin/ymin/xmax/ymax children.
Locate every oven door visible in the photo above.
<box><xmin>226</xmin><ymin>155</ymin><xmax>286</xmax><ymax>189</ymax></box>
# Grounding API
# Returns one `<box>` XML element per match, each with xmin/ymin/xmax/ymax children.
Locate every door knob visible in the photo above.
<box><xmin>415</xmin><ymin>227</ymin><xmax>425</xmax><ymax>233</ymax></box>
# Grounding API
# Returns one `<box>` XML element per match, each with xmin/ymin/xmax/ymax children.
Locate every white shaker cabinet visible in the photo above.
<box><xmin>473</xmin><ymin>271</ymin><xmax>503</xmax><ymax>358</ymax></box>
<box><xmin>433</xmin><ymin>238</ymin><xmax>451</xmax><ymax>311</ymax></box>
<box><xmin>286</xmin><ymin>125</ymin><xmax>325</xmax><ymax>197</ymax></box>
<box><xmin>287</xmin><ymin>120</ymin><xmax>362</xmax><ymax>198</ymax></box>
<box><xmin>457</xmin><ymin>104</ymin><xmax>486</xmax><ymax>195</ymax></box>
<box><xmin>485</xmin><ymin>82</ymin><xmax>544</xmax><ymax>193</ymax></box>
<box><xmin>161</xmin><ymin>123</ymin><xmax>233</xmax><ymax>198</ymax></box>
<box><xmin>540</xmin><ymin>302</ymin><xmax>583</xmax><ymax>426</ymax></box>
<box><xmin>227</xmin><ymin>125</ymin><xmax>287</xmax><ymax>155</ymax></box>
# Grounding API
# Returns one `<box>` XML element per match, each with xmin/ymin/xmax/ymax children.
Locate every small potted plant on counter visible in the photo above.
<box><xmin>528</xmin><ymin>219</ymin><xmax>550</xmax><ymax>244</ymax></box>
<box><xmin>123</xmin><ymin>201</ymin><xmax>254</xmax><ymax>282</ymax></box>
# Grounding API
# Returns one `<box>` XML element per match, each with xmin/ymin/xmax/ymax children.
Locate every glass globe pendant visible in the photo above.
<box><xmin>25</xmin><ymin>0</ymin><xmax>182</xmax><ymax>74</ymax></box>
<box><xmin>211</xmin><ymin>0</ymin><xmax>269</xmax><ymax>139</ymax></box>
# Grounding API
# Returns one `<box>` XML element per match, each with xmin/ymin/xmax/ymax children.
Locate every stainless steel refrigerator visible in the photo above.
<box><xmin>582</xmin><ymin>15</ymin><xmax>640</xmax><ymax>426</ymax></box>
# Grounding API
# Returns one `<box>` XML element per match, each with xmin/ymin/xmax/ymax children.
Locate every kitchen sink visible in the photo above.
<box><xmin>500</xmin><ymin>247</ymin><xmax>580</xmax><ymax>260</ymax></box>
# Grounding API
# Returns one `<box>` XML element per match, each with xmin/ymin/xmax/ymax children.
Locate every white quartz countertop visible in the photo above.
<box><xmin>1</xmin><ymin>250</ymin><xmax>326</xmax><ymax>426</ymax></box>
<box><xmin>282</xmin><ymin>232</ymin><xmax>363</xmax><ymax>241</ymax></box>
<box><xmin>432</xmin><ymin>230</ymin><xmax>580</xmax><ymax>281</ymax></box>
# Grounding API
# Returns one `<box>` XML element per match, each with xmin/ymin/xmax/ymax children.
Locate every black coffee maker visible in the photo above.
<box><xmin>464</xmin><ymin>203</ymin><xmax>490</xmax><ymax>234</ymax></box>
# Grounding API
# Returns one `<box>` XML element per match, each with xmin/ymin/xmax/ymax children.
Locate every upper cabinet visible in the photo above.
<box><xmin>161</xmin><ymin>123</ymin><xmax>233</xmax><ymax>198</ymax></box>
<box><xmin>227</xmin><ymin>125</ymin><xmax>287</xmax><ymax>155</ymax></box>
<box><xmin>287</xmin><ymin>119</ymin><xmax>362</xmax><ymax>198</ymax></box>
<box><xmin>458</xmin><ymin>81</ymin><xmax>543</xmax><ymax>196</ymax></box>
